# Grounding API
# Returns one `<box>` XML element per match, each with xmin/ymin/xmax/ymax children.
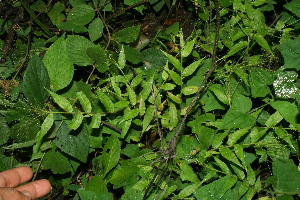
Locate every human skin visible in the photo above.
<box><xmin>0</xmin><ymin>166</ymin><xmax>51</xmax><ymax>200</ymax></box>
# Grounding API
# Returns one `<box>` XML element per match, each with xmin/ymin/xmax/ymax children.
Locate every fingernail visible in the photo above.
<box><xmin>21</xmin><ymin>190</ymin><xmax>32</xmax><ymax>198</ymax></box>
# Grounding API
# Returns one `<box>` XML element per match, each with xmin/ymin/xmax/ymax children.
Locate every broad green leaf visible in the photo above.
<box><xmin>168</xmin><ymin>70</ymin><xmax>182</xmax><ymax>85</ymax></box>
<box><xmin>182</xmin><ymin>60</ymin><xmax>202</xmax><ymax>77</ymax></box>
<box><xmin>178</xmin><ymin>183</ymin><xmax>201</xmax><ymax>198</ymax></box>
<box><xmin>253</xmin><ymin>33</ymin><xmax>271</xmax><ymax>51</ymax></box>
<box><xmin>85</xmin><ymin>175</ymin><xmax>108</xmax><ymax>193</ymax></box>
<box><xmin>163</xmin><ymin>52</ymin><xmax>182</xmax><ymax>71</ymax></box>
<box><xmin>42</xmin><ymin>149</ymin><xmax>72</xmax><ymax>174</ymax></box>
<box><xmin>78</xmin><ymin>190</ymin><xmax>113</xmax><ymax>200</ymax></box>
<box><xmin>277</xmin><ymin>36</ymin><xmax>300</xmax><ymax>70</ymax></box>
<box><xmin>3</xmin><ymin>140</ymin><xmax>36</xmax><ymax>150</ymax></box>
<box><xmin>48</xmin><ymin>90</ymin><xmax>73</xmax><ymax>112</ymax></box>
<box><xmin>96</xmin><ymin>90</ymin><xmax>114</xmax><ymax>113</ymax></box>
<box><xmin>231</xmin><ymin>93</ymin><xmax>252</xmax><ymax>113</ymax></box>
<box><xmin>212</xmin><ymin>131</ymin><xmax>229</xmax><ymax>149</ymax></box>
<box><xmin>109</xmin><ymin>165</ymin><xmax>139</xmax><ymax>187</ymax></box>
<box><xmin>179</xmin><ymin>162</ymin><xmax>199</xmax><ymax>183</ymax></box>
<box><xmin>123</xmin><ymin>108</ymin><xmax>139</xmax><ymax>121</ymax></box>
<box><xmin>23</xmin><ymin>55</ymin><xmax>50</xmax><ymax>106</ymax></box>
<box><xmin>219</xmin><ymin>146</ymin><xmax>243</xmax><ymax>168</ymax></box>
<box><xmin>118</xmin><ymin>45</ymin><xmax>126</xmax><ymax>69</ymax></box>
<box><xmin>274</xmin><ymin>127</ymin><xmax>296</xmax><ymax>151</ymax></box>
<box><xmin>249</xmin><ymin>67</ymin><xmax>275</xmax><ymax>98</ymax></box>
<box><xmin>169</xmin><ymin>102</ymin><xmax>178</xmax><ymax>130</ymax></box>
<box><xmin>160</xmin><ymin>83</ymin><xmax>176</xmax><ymax>91</ymax></box>
<box><xmin>223</xmin><ymin>41</ymin><xmax>248</xmax><ymax>59</ymax></box>
<box><xmin>66</xmin><ymin>35</ymin><xmax>94</xmax><ymax>66</ymax></box>
<box><xmin>270</xmin><ymin>159</ymin><xmax>300</xmax><ymax>193</ymax></box>
<box><xmin>88</xmin><ymin>18</ymin><xmax>104</xmax><ymax>42</ymax></box>
<box><xmin>265</xmin><ymin>111</ymin><xmax>283</xmax><ymax>127</ymax></box>
<box><xmin>234</xmin><ymin>144</ymin><xmax>246</xmax><ymax>169</ymax></box>
<box><xmin>0</xmin><ymin>116</ymin><xmax>9</xmax><ymax>146</ymax></box>
<box><xmin>182</xmin><ymin>39</ymin><xmax>196</xmax><ymax>57</ymax></box>
<box><xmin>67</xmin><ymin>4</ymin><xmax>95</xmax><ymax>26</ymax></box>
<box><xmin>76</xmin><ymin>91</ymin><xmax>92</xmax><ymax>113</ymax></box>
<box><xmin>271</xmin><ymin>101</ymin><xmax>300</xmax><ymax>130</ymax></box>
<box><xmin>43</xmin><ymin>36</ymin><xmax>74</xmax><ymax>91</ymax></box>
<box><xmin>31</xmin><ymin>113</ymin><xmax>54</xmax><ymax>160</ymax></box>
<box><xmin>142</xmin><ymin>105</ymin><xmax>154</xmax><ymax>132</ymax></box>
<box><xmin>227</xmin><ymin>127</ymin><xmax>251</xmax><ymax>146</ymax></box>
<box><xmin>35</xmin><ymin>113</ymin><xmax>54</xmax><ymax>142</ymax></box>
<box><xmin>209</xmin><ymin>84</ymin><xmax>229</xmax><ymax>105</ymax></box>
<box><xmin>123</xmin><ymin>45</ymin><xmax>143</xmax><ymax>64</ymax></box>
<box><xmin>68</xmin><ymin>112</ymin><xmax>83</xmax><ymax>130</ymax></box>
<box><xmin>142</xmin><ymin>48</ymin><xmax>167</xmax><ymax>70</ymax></box>
<box><xmin>47</xmin><ymin>2</ymin><xmax>65</xmax><ymax>25</ymax></box>
<box><xmin>214</xmin><ymin>157</ymin><xmax>231</xmax><ymax>174</ymax></box>
<box><xmin>121</xmin><ymin>120</ymin><xmax>131</xmax><ymax>138</ymax></box>
<box><xmin>194</xmin><ymin>175</ymin><xmax>238</xmax><ymax>199</ymax></box>
<box><xmin>284</xmin><ymin>0</ymin><xmax>300</xmax><ymax>18</ymax></box>
<box><xmin>221</xmin><ymin>110</ymin><xmax>256</xmax><ymax>129</ymax></box>
<box><xmin>250</xmin><ymin>127</ymin><xmax>268</xmax><ymax>143</ymax></box>
<box><xmin>182</xmin><ymin>86</ymin><xmax>198</xmax><ymax>95</ymax></box>
<box><xmin>127</xmin><ymin>85</ymin><xmax>137</xmax><ymax>106</ymax></box>
<box><xmin>112</xmin><ymin>26</ymin><xmax>140</xmax><ymax>43</ymax></box>
<box><xmin>91</xmin><ymin>113</ymin><xmax>102</xmax><ymax>128</ymax></box>
<box><xmin>103</xmin><ymin>134</ymin><xmax>120</xmax><ymax>176</ymax></box>
<box><xmin>54</xmin><ymin>122</ymin><xmax>89</xmax><ymax>162</ymax></box>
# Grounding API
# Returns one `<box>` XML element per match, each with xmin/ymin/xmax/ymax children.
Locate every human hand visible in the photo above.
<box><xmin>0</xmin><ymin>166</ymin><xmax>51</xmax><ymax>200</ymax></box>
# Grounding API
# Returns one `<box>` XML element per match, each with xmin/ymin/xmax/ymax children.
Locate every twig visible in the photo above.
<box><xmin>165</xmin><ymin>0</ymin><xmax>220</xmax><ymax>157</ymax></box>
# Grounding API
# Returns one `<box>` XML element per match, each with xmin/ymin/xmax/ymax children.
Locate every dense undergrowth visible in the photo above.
<box><xmin>1</xmin><ymin>0</ymin><xmax>300</xmax><ymax>199</ymax></box>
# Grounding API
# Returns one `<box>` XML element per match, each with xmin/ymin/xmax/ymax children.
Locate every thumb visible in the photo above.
<box><xmin>0</xmin><ymin>188</ymin><xmax>32</xmax><ymax>200</ymax></box>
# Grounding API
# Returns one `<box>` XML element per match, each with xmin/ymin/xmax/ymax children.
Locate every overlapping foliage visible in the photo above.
<box><xmin>0</xmin><ymin>0</ymin><xmax>300</xmax><ymax>199</ymax></box>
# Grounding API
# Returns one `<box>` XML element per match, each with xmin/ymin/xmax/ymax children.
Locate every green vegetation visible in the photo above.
<box><xmin>1</xmin><ymin>0</ymin><xmax>300</xmax><ymax>199</ymax></box>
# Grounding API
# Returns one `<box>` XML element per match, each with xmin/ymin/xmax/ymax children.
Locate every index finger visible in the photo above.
<box><xmin>15</xmin><ymin>179</ymin><xmax>52</xmax><ymax>199</ymax></box>
<box><xmin>0</xmin><ymin>166</ymin><xmax>33</xmax><ymax>187</ymax></box>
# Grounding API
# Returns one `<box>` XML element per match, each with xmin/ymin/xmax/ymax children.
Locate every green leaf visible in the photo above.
<box><xmin>227</xmin><ymin>127</ymin><xmax>251</xmax><ymax>146</ymax></box>
<box><xmin>182</xmin><ymin>60</ymin><xmax>202</xmax><ymax>77</ymax></box>
<box><xmin>141</xmin><ymin>48</ymin><xmax>167</xmax><ymax>70</ymax></box>
<box><xmin>214</xmin><ymin>157</ymin><xmax>231</xmax><ymax>174</ymax></box>
<box><xmin>274</xmin><ymin>127</ymin><xmax>296</xmax><ymax>151</ymax></box>
<box><xmin>112</xmin><ymin>26</ymin><xmax>140</xmax><ymax>43</ymax></box>
<box><xmin>265</xmin><ymin>111</ymin><xmax>283</xmax><ymax>127</ymax></box>
<box><xmin>223</xmin><ymin>41</ymin><xmax>248</xmax><ymax>59</ymax></box>
<box><xmin>48</xmin><ymin>90</ymin><xmax>73</xmax><ymax>112</ymax></box>
<box><xmin>78</xmin><ymin>190</ymin><xmax>113</xmax><ymax>200</ymax></box>
<box><xmin>91</xmin><ymin>113</ymin><xmax>102</xmax><ymax>128</ymax></box>
<box><xmin>42</xmin><ymin>149</ymin><xmax>72</xmax><ymax>174</ymax></box>
<box><xmin>88</xmin><ymin>18</ymin><xmax>104</xmax><ymax>42</ymax></box>
<box><xmin>68</xmin><ymin>112</ymin><xmax>83</xmax><ymax>130</ymax></box>
<box><xmin>35</xmin><ymin>114</ymin><xmax>54</xmax><ymax>142</ymax></box>
<box><xmin>142</xmin><ymin>105</ymin><xmax>154</xmax><ymax>132</ymax></box>
<box><xmin>0</xmin><ymin>116</ymin><xmax>9</xmax><ymax>146</ymax></box>
<box><xmin>253</xmin><ymin>33</ymin><xmax>271</xmax><ymax>51</ymax></box>
<box><xmin>76</xmin><ymin>91</ymin><xmax>92</xmax><ymax>113</ymax></box>
<box><xmin>96</xmin><ymin>89</ymin><xmax>115</xmax><ymax>113</ymax></box>
<box><xmin>271</xmin><ymin>101</ymin><xmax>300</xmax><ymax>130</ymax></box>
<box><xmin>179</xmin><ymin>162</ymin><xmax>199</xmax><ymax>183</ymax></box>
<box><xmin>67</xmin><ymin>4</ymin><xmax>95</xmax><ymax>26</ymax></box>
<box><xmin>178</xmin><ymin>183</ymin><xmax>201</xmax><ymax>198</ymax></box>
<box><xmin>219</xmin><ymin>146</ymin><xmax>243</xmax><ymax>168</ymax></box>
<box><xmin>168</xmin><ymin>70</ymin><xmax>182</xmax><ymax>85</ymax></box>
<box><xmin>270</xmin><ymin>159</ymin><xmax>300</xmax><ymax>194</ymax></box>
<box><xmin>43</xmin><ymin>36</ymin><xmax>74</xmax><ymax>91</ymax></box>
<box><xmin>66</xmin><ymin>35</ymin><xmax>94</xmax><ymax>66</ymax></box>
<box><xmin>284</xmin><ymin>0</ymin><xmax>300</xmax><ymax>18</ymax></box>
<box><xmin>85</xmin><ymin>175</ymin><xmax>108</xmax><ymax>193</ymax></box>
<box><xmin>209</xmin><ymin>84</ymin><xmax>229</xmax><ymax>105</ymax></box>
<box><xmin>221</xmin><ymin>110</ymin><xmax>256</xmax><ymax>129</ymax></box>
<box><xmin>118</xmin><ymin>45</ymin><xmax>126</xmax><ymax>69</ymax></box>
<box><xmin>277</xmin><ymin>37</ymin><xmax>300</xmax><ymax>70</ymax></box>
<box><xmin>182</xmin><ymin>39</ymin><xmax>196</xmax><ymax>57</ymax></box>
<box><xmin>54</xmin><ymin>122</ymin><xmax>89</xmax><ymax>162</ymax></box>
<box><xmin>23</xmin><ymin>55</ymin><xmax>50</xmax><ymax>105</ymax></box>
<box><xmin>182</xmin><ymin>86</ymin><xmax>198</xmax><ymax>95</ymax></box>
<box><xmin>103</xmin><ymin>134</ymin><xmax>120</xmax><ymax>176</ymax></box>
<box><xmin>160</xmin><ymin>83</ymin><xmax>176</xmax><ymax>90</ymax></box>
<box><xmin>127</xmin><ymin>85</ymin><xmax>136</xmax><ymax>106</ymax></box>
<box><xmin>249</xmin><ymin>67</ymin><xmax>275</xmax><ymax>97</ymax></box>
<box><xmin>163</xmin><ymin>52</ymin><xmax>182</xmax><ymax>71</ymax></box>
<box><xmin>123</xmin><ymin>108</ymin><xmax>139</xmax><ymax>121</ymax></box>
